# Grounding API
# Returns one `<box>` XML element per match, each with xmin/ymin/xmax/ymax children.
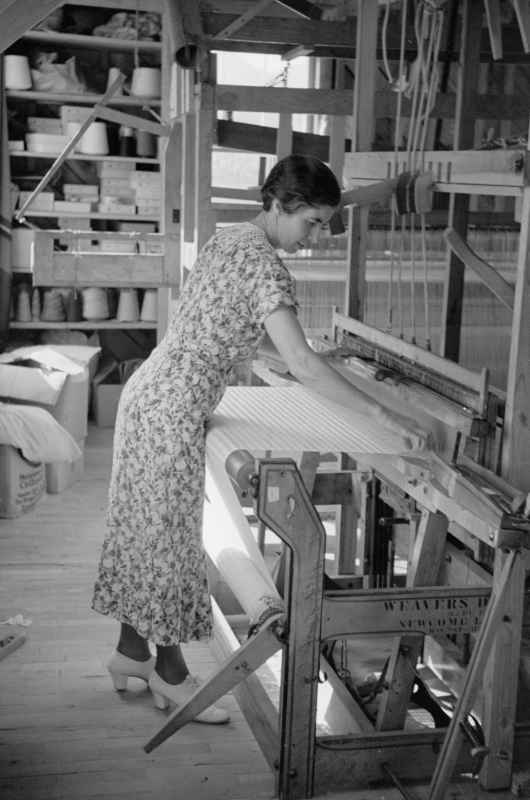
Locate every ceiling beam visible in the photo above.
<box><xmin>274</xmin><ymin>0</ymin><xmax>323</xmax><ymax>19</ymax></box>
<box><xmin>214</xmin><ymin>0</ymin><xmax>274</xmax><ymax>39</ymax></box>
<box><xmin>0</xmin><ymin>0</ymin><xmax>65</xmax><ymax>55</ymax></box>
<box><xmin>203</xmin><ymin>13</ymin><xmax>355</xmax><ymax>47</ymax></box>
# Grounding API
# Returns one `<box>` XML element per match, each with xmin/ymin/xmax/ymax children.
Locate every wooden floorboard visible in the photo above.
<box><xmin>0</xmin><ymin>425</ymin><xmax>522</xmax><ymax>800</ymax></box>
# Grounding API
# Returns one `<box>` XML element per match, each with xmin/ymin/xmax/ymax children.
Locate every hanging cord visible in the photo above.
<box><xmin>411</xmin><ymin>5</ymin><xmax>437</xmax><ymax>165</ymax></box>
<box><xmin>409</xmin><ymin>3</ymin><xmax>435</xmax><ymax>346</ymax></box>
<box><xmin>420</xmin><ymin>214</ymin><xmax>431</xmax><ymax>349</ymax></box>
<box><xmin>403</xmin><ymin>1</ymin><xmax>444</xmax><ymax>349</ymax></box>
<box><xmin>385</xmin><ymin>0</ymin><xmax>408</xmax><ymax>334</ymax></box>
<box><xmin>410</xmin><ymin>214</ymin><xmax>416</xmax><ymax>344</ymax></box>
<box><xmin>418</xmin><ymin>4</ymin><xmax>444</xmax><ymax>351</ymax></box>
<box><xmin>134</xmin><ymin>0</ymin><xmax>140</xmax><ymax>72</ymax></box>
<box><xmin>397</xmin><ymin>216</ymin><xmax>406</xmax><ymax>339</ymax></box>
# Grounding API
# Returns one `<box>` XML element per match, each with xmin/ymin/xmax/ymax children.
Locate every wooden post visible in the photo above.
<box><xmin>159</xmin><ymin>15</ymin><xmax>180</xmax><ymax>339</ymax></box>
<box><xmin>194</xmin><ymin>54</ymin><xmax>216</xmax><ymax>253</ymax></box>
<box><xmin>440</xmin><ymin>0</ymin><xmax>482</xmax><ymax>361</ymax></box>
<box><xmin>375</xmin><ymin>510</ymin><xmax>448</xmax><ymax>731</ymax></box>
<box><xmin>277</xmin><ymin>113</ymin><xmax>293</xmax><ymax>160</ymax></box>
<box><xmin>345</xmin><ymin>0</ymin><xmax>379</xmax><ymax>320</ymax></box>
<box><xmin>478</xmin><ymin>550</ymin><xmax>526</xmax><ymax>789</ymax></box>
<box><xmin>502</xmin><ymin>113</ymin><xmax>530</xmax><ymax>492</ymax></box>
<box><xmin>329</xmin><ymin>61</ymin><xmax>346</xmax><ymax>184</ymax></box>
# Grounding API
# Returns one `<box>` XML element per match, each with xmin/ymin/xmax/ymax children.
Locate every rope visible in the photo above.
<box><xmin>386</xmin><ymin>0</ymin><xmax>408</xmax><ymax>335</ymax></box>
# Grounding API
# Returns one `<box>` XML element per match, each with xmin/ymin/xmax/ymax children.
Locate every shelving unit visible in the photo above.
<box><xmin>19</xmin><ymin>29</ymin><xmax>162</xmax><ymax>54</ymax></box>
<box><xmin>18</xmin><ymin>211</ymin><xmax>160</xmax><ymax>221</ymax></box>
<box><xmin>7</xmin><ymin>22</ymin><xmax>168</xmax><ymax>337</ymax></box>
<box><xmin>11</xmin><ymin>152</ymin><xmax>159</xmax><ymax>163</ymax></box>
<box><xmin>7</xmin><ymin>90</ymin><xmax>162</xmax><ymax>107</ymax></box>
<box><xmin>10</xmin><ymin>321</ymin><xmax>157</xmax><ymax>330</ymax></box>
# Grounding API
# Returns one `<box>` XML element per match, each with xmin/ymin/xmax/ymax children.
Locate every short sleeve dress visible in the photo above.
<box><xmin>92</xmin><ymin>222</ymin><xmax>298</xmax><ymax>646</ymax></box>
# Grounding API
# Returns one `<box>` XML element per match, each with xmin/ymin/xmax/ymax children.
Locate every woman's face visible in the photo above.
<box><xmin>272</xmin><ymin>200</ymin><xmax>336</xmax><ymax>253</ymax></box>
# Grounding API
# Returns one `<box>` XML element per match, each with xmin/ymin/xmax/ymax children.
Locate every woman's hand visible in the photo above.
<box><xmin>319</xmin><ymin>347</ymin><xmax>351</xmax><ymax>362</ymax></box>
<box><xmin>378</xmin><ymin>408</ymin><xmax>434</xmax><ymax>453</ymax></box>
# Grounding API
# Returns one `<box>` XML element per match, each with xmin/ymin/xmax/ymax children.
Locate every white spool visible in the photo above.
<box><xmin>15</xmin><ymin>287</ymin><xmax>32</xmax><ymax>322</ymax></box>
<box><xmin>117</xmin><ymin>288</ymin><xmax>140</xmax><ymax>322</ymax></box>
<box><xmin>131</xmin><ymin>67</ymin><xmax>161</xmax><ymax>99</ymax></box>
<box><xmin>140</xmin><ymin>289</ymin><xmax>158</xmax><ymax>322</ymax></box>
<box><xmin>5</xmin><ymin>55</ymin><xmax>32</xmax><ymax>90</ymax></box>
<box><xmin>106</xmin><ymin>67</ymin><xmax>124</xmax><ymax>95</ymax></box>
<box><xmin>65</xmin><ymin>121</ymin><xmax>83</xmax><ymax>152</ymax></box>
<box><xmin>77</xmin><ymin>122</ymin><xmax>109</xmax><ymax>155</ymax></box>
<box><xmin>82</xmin><ymin>287</ymin><xmax>109</xmax><ymax>321</ymax></box>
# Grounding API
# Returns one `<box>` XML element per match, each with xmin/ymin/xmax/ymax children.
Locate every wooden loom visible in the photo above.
<box><xmin>142</xmin><ymin>317</ymin><xmax>530</xmax><ymax>800</ymax></box>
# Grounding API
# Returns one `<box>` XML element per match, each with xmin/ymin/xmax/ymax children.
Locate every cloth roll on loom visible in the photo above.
<box><xmin>203</xmin><ymin>386</ymin><xmax>420</xmax><ymax>629</ymax></box>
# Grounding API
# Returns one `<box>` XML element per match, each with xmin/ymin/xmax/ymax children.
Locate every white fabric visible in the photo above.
<box><xmin>0</xmin><ymin>403</ymin><xmax>82</xmax><ymax>463</ymax></box>
<box><xmin>206</xmin><ymin>386</ymin><xmax>409</xmax><ymax>458</ymax></box>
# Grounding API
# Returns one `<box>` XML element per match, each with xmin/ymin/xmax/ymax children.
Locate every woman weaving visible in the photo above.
<box><xmin>92</xmin><ymin>155</ymin><xmax>429</xmax><ymax>724</ymax></box>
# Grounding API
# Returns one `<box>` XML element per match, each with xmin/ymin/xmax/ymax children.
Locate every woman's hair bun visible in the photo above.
<box><xmin>261</xmin><ymin>154</ymin><xmax>341</xmax><ymax>213</ymax></box>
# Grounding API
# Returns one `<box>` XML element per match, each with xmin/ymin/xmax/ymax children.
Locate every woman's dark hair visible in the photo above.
<box><xmin>261</xmin><ymin>154</ymin><xmax>341</xmax><ymax>213</ymax></box>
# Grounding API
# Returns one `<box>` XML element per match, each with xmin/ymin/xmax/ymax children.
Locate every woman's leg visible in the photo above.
<box><xmin>116</xmin><ymin>623</ymin><xmax>189</xmax><ymax>683</ymax></box>
<box><xmin>116</xmin><ymin>622</ymin><xmax>152</xmax><ymax>662</ymax></box>
<box><xmin>155</xmin><ymin>644</ymin><xmax>190</xmax><ymax>684</ymax></box>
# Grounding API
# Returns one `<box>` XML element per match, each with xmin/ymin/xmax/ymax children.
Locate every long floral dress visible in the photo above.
<box><xmin>92</xmin><ymin>222</ymin><xmax>298</xmax><ymax>645</ymax></box>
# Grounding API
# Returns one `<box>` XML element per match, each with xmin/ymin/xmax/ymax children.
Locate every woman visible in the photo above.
<box><xmin>92</xmin><ymin>155</ymin><xmax>428</xmax><ymax>724</ymax></box>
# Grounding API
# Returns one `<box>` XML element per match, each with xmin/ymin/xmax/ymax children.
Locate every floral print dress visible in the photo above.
<box><xmin>92</xmin><ymin>223</ymin><xmax>298</xmax><ymax>645</ymax></box>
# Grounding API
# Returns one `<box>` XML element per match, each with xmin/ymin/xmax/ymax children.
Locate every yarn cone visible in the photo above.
<box><xmin>31</xmin><ymin>288</ymin><xmax>41</xmax><ymax>321</ymax></box>
<box><xmin>16</xmin><ymin>286</ymin><xmax>32</xmax><ymax>322</ymax></box>
<box><xmin>66</xmin><ymin>289</ymin><xmax>83</xmax><ymax>322</ymax></box>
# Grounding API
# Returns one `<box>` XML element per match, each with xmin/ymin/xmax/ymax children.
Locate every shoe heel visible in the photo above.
<box><xmin>152</xmin><ymin>690</ymin><xmax>170</xmax><ymax>710</ymax></box>
<box><xmin>109</xmin><ymin>671</ymin><xmax>128</xmax><ymax>691</ymax></box>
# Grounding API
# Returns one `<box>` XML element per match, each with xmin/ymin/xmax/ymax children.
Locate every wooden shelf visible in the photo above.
<box><xmin>10</xmin><ymin>321</ymin><xmax>158</xmax><ymax>330</ymax></box>
<box><xmin>10</xmin><ymin>152</ymin><xmax>159</xmax><ymax>164</ymax></box>
<box><xmin>19</xmin><ymin>30</ymin><xmax>162</xmax><ymax>54</ymax></box>
<box><xmin>15</xmin><ymin>211</ymin><xmax>160</xmax><ymax>221</ymax></box>
<box><xmin>6</xmin><ymin>91</ymin><xmax>161</xmax><ymax>108</ymax></box>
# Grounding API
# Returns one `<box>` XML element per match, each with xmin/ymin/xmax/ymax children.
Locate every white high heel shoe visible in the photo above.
<box><xmin>148</xmin><ymin>671</ymin><xmax>230</xmax><ymax>724</ymax></box>
<box><xmin>107</xmin><ymin>651</ymin><xmax>156</xmax><ymax>690</ymax></box>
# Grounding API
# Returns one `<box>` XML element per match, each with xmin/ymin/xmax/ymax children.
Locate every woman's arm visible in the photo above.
<box><xmin>263</xmin><ymin>306</ymin><xmax>431</xmax><ymax>452</ymax></box>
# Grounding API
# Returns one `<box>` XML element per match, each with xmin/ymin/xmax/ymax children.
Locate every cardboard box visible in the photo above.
<box><xmin>100</xmin><ymin>178</ymin><xmax>132</xmax><ymax>192</ymax></box>
<box><xmin>0</xmin><ymin>346</ymin><xmax>101</xmax><ymax>441</ymax></box>
<box><xmin>18</xmin><ymin>191</ymin><xmax>55</xmax><ymax>212</ymax></box>
<box><xmin>63</xmin><ymin>184</ymin><xmax>99</xmax><ymax>197</ymax></box>
<box><xmin>12</xmin><ymin>228</ymin><xmax>35</xmax><ymax>271</ymax></box>
<box><xmin>27</xmin><ymin>117</ymin><xmax>63</xmax><ymax>133</ymax></box>
<box><xmin>93</xmin><ymin>384</ymin><xmax>123</xmax><ymax>427</ymax></box>
<box><xmin>97</xmin><ymin>161</ymin><xmax>135</xmax><ymax>177</ymax></box>
<box><xmin>45</xmin><ymin>438</ymin><xmax>85</xmax><ymax>494</ymax></box>
<box><xmin>60</xmin><ymin>105</ymin><xmax>92</xmax><ymax>126</ymax></box>
<box><xmin>54</xmin><ymin>200</ymin><xmax>96</xmax><ymax>213</ymax></box>
<box><xmin>0</xmin><ymin>445</ymin><xmax>46</xmax><ymax>518</ymax></box>
<box><xmin>98</xmin><ymin>203</ymin><xmax>136</xmax><ymax>215</ymax></box>
<box><xmin>135</xmin><ymin>186</ymin><xmax>162</xmax><ymax>200</ymax></box>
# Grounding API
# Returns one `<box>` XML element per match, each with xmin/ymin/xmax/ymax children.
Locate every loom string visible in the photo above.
<box><xmin>385</xmin><ymin>0</ymin><xmax>408</xmax><ymax>335</ymax></box>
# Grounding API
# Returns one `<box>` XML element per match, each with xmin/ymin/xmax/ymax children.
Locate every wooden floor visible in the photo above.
<box><xmin>0</xmin><ymin>427</ymin><xmax>521</xmax><ymax>800</ymax></box>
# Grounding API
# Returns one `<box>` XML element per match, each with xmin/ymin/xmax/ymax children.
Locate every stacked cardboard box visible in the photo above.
<box><xmin>18</xmin><ymin>191</ymin><xmax>54</xmax><ymax>212</ymax></box>
<box><xmin>97</xmin><ymin>161</ymin><xmax>136</xmax><ymax>215</ymax></box>
<box><xmin>0</xmin><ymin>346</ymin><xmax>101</xmax><ymax>499</ymax></box>
<box><xmin>130</xmin><ymin>171</ymin><xmax>162</xmax><ymax>217</ymax></box>
<box><xmin>56</xmin><ymin>183</ymin><xmax>99</xmax><ymax>215</ymax></box>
